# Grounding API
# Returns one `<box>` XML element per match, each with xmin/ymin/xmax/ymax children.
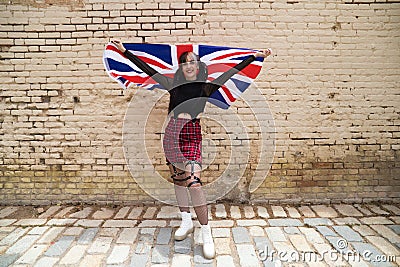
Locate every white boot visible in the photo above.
<box><xmin>174</xmin><ymin>212</ymin><xmax>193</xmax><ymax>241</ymax></box>
<box><xmin>201</xmin><ymin>224</ymin><xmax>215</xmax><ymax>259</ymax></box>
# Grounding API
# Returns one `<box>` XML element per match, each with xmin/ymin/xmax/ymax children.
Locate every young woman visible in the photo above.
<box><xmin>112</xmin><ymin>39</ymin><xmax>270</xmax><ymax>259</ymax></box>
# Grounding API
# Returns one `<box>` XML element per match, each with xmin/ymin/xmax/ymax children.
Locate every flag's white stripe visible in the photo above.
<box><xmin>171</xmin><ymin>45</ymin><xmax>178</xmax><ymax>66</ymax></box>
<box><xmin>130</xmin><ymin>50</ymin><xmax>174</xmax><ymax>69</ymax></box>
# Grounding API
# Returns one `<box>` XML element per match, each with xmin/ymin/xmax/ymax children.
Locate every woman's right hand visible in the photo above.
<box><xmin>111</xmin><ymin>39</ymin><xmax>126</xmax><ymax>53</ymax></box>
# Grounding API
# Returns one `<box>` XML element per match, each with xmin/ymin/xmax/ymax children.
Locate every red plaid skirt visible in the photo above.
<box><xmin>163</xmin><ymin>117</ymin><xmax>202</xmax><ymax>164</ymax></box>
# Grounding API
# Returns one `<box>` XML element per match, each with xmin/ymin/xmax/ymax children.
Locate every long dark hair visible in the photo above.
<box><xmin>173</xmin><ymin>51</ymin><xmax>208</xmax><ymax>85</ymax></box>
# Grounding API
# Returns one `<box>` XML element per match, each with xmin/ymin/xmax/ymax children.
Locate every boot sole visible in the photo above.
<box><xmin>174</xmin><ymin>227</ymin><xmax>194</xmax><ymax>241</ymax></box>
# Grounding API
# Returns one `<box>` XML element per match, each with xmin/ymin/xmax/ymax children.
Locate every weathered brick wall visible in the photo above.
<box><xmin>0</xmin><ymin>0</ymin><xmax>399</xmax><ymax>205</ymax></box>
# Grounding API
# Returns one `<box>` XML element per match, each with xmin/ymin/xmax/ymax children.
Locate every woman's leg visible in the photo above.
<box><xmin>184</xmin><ymin>160</ymin><xmax>215</xmax><ymax>259</ymax></box>
<box><xmin>168</xmin><ymin>163</ymin><xmax>189</xmax><ymax>212</ymax></box>
<box><xmin>184</xmin><ymin>161</ymin><xmax>208</xmax><ymax>225</ymax></box>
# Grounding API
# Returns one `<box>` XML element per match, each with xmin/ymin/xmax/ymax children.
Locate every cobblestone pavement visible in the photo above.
<box><xmin>0</xmin><ymin>203</ymin><xmax>399</xmax><ymax>267</ymax></box>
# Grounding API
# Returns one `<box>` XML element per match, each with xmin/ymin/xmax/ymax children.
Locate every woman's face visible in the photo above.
<box><xmin>181</xmin><ymin>53</ymin><xmax>199</xmax><ymax>81</ymax></box>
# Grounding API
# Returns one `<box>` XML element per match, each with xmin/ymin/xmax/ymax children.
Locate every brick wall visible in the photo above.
<box><xmin>0</xmin><ymin>0</ymin><xmax>399</xmax><ymax>205</ymax></box>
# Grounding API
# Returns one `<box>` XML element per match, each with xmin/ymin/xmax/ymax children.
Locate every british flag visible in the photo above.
<box><xmin>103</xmin><ymin>43</ymin><xmax>264</xmax><ymax>109</ymax></box>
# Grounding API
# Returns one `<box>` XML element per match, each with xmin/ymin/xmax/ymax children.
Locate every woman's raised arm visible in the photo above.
<box><xmin>112</xmin><ymin>39</ymin><xmax>173</xmax><ymax>90</ymax></box>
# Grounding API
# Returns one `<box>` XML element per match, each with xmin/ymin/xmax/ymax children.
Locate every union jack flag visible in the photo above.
<box><xmin>103</xmin><ymin>43</ymin><xmax>264</xmax><ymax>109</ymax></box>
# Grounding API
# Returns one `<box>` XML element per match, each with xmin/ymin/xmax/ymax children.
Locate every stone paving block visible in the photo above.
<box><xmin>271</xmin><ymin>206</ymin><xmax>286</xmax><ymax>217</ymax></box>
<box><xmin>28</xmin><ymin>226</ymin><xmax>49</xmax><ymax>235</ymax></box>
<box><xmin>333</xmin><ymin>225</ymin><xmax>363</xmax><ymax>242</ymax></box>
<box><xmin>6</xmin><ymin>234</ymin><xmax>40</xmax><ymax>254</ymax></box>
<box><xmin>283</xmin><ymin>226</ymin><xmax>301</xmax><ymax>235</ymax></box>
<box><xmin>107</xmin><ymin>245</ymin><xmax>130</xmax><ymax>264</ymax></box>
<box><xmin>103</xmin><ymin>219</ymin><xmax>136</xmax><ymax>228</ymax></box>
<box><xmin>99</xmin><ymin>227</ymin><xmax>119</xmax><ymax>237</ymax></box>
<box><xmin>298</xmin><ymin>206</ymin><xmax>316</xmax><ymax>217</ymax></box>
<box><xmin>114</xmin><ymin>206</ymin><xmax>131</xmax><ymax>219</ymax></box>
<box><xmin>253</xmin><ymin>236</ymin><xmax>274</xmax><ymax>254</ymax></box>
<box><xmin>216</xmin><ymin>255</ymin><xmax>235</xmax><ymax>267</ymax></box>
<box><xmin>390</xmin><ymin>216</ymin><xmax>400</xmax><ymax>224</ymax></box>
<box><xmin>333</xmin><ymin>217</ymin><xmax>361</xmax><ymax>225</ymax></box>
<box><xmin>0</xmin><ymin>219</ymin><xmax>16</xmax><ymax>227</ymax></box>
<box><xmin>0</xmin><ymin>207</ymin><xmax>18</xmax><ymax>218</ymax></box>
<box><xmin>63</xmin><ymin>226</ymin><xmax>84</xmax><ymax>236</ymax></box>
<box><xmin>382</xmin><ymin>205</ymin><xmax>400</xmax><ymax>216</ymax></box>
<box><xmin>215</xmin><ymin>204</ymin><xmax>227</xmax><ymax>218</ymax></box>
<box><xmin>156</xmin><ymin>227</ymin><xmax>172</xmax><ymax>245</ymax></box>
<box><xmin>174</xmin><ymin>237</ymin><xmax>192</xmax><ymax>254</ymax></box>
<box><xmin>286</xmin><ymin>207</ymin><xmax>301</xmax><ymax>218</ymax></box>
<box><xmin>265</xmin><ymin>227</ymin><xmax>286</xmax><ymax>242</ymax></box>
<box><xmin>304</xmin><ymin>218</ymin><xmax>333</xmax><ymax>226</ymax></box>
<box><xmin>370</xmin><ymin>225</ymin><xmax>400</xmax><ymax>243</ymax></box>
<box><xmin>171</xmin><ymin>254</ymin><xmax>191</xmax><ymax>267</ymax></box>
<box><xmin>351</xmin><ymin>242</ymin><xmax>393</xmax><ymax>267</ymax></box>
<box><xmin>366</xmin><ymin>235</ymin><xmax>400</xmax><ymax>261</ymax></box>
<box><xmin>0</xmin><ymin>253</ymin><xmax>19</xmax><ymax>267</ymax></box>
<box><xmin>232</xmin><ymin>227</ymin><xmax>251</xmax><ymax>243</ymax></box>
<box><xmin>117</xmin><ymin>227</ymin><xmax>139</xmax><ymax>244</ymax></box>
<box><xmin>152</xmin><ymin>244</ymin><xmax>170</xmax><ymax>264</ymax></box>
<box><xmin>289</xmin><ymin>234</ymin><xmax>313</xmax><ymax>252</ymax></box>
<box><xmin>46</xmin><ymin>218</ymin><xmax>76</xmax><ymax>226</ymax></box>
<box><xmin>360</xmin><ymin>217</ymin><xmax>393</xmax><ymax>225</ymax></box>
<box><xmin>352</xmin><ymin>225</ymin><xmax>376</xmax><ymax>237</ymax></box>
<box><xmin>143</xmin><ymin>207</ymin><xmax>157</xmax><ymax>219</ymax></box>
<box><xmin>236</xmin><ymin>243</ymin><xmax>261</xmax><ymax>267</ymax></box>
<box><xmin>54</xmin><ymin>206</ymin><xmax>75</xmax><ymax>218</ymax></box>
<box><xmin>38</xmin><ymin>206</ymin><xmax>62</xmax><ymax>219</ymax></box>
<box><xmin>268</xmin><ymin>218</ymin><xmax>303</xmax><ymax>227</ymax></box>
<box><xmin>354</xmin><ymin>204</ymin><xmax>373</xmax><ymax>216</ymax></box>
<box><xmin>74</xmin><ymin>219</ymin><xmax>103</xmax><ymax>227</ymax></box>
<box><xmin>93</xmin><ymin>208</ymin><xmax>115</xmax><ymax>219</ymax></box>
<box><xmin>44</xmin><ymin>235</ymin><xmax>75</xmax><ymax>256</ymax></box>
<box><xmin>59</xmin><ymin>245</ymin><xmax>87</xmax><ymax>265</ymax></box>
<box><xmin>215</xmin><ymin>237</ymin><xmax>231</xmax><ymax>254</ymax></box>
<box><xmin>88</xmin><ymin>236</ymin><xmax>113</xmax><ymax>254</ymax></box>
<box><xmin>79</xmin><ymin>254</ymin><xmax>104</xmax><ymax>267</ymax></box>
<box><xmin>230</xmin><ymin>206</ymin><xmax>241</xmax><ymax>219</ymax></box>
<box><xmin>77</xmin><ymin>228</ymin><xmax>99</xmax><ymax>244</ymax></box>
<box><xmin>138</xmin><ymin>219</ymin><xmax>166</xmax><ymax>227</ymax></box>
<box><xmin>249</xmin><ymin>226</ymin><xmax>266</xmax><ymax>236</ymax></box>
<box><xmin>69</xmin><ymin>207</ymin><xmax>93</xmax><ymax>219</ymax></box>
<box><xmin>33</xmin><ymin>256</ymin><xmax>59</xmax><ymax>267</ymax></box>
<box><xmin>0</xmin><ymin>227</ymin><xmax>30</xmax><ymax>246</ymax></box>
<box><xmin>315</xmin><ymin>226</ymin><xmax>337</xmax><ymax>237</ymax></box>
<box><xmin>141</xmin><ymin>227</ymin><xmax>156</xmax><ymax>235</ymax></box>
<box><xmin>0</xmin><ymin>226</ymin><xmax>15</xmax><ymax>233</ymax></box>
<box><xmin>37</xmin><ymin>227</ymin><xmax>64</xmax><ymax>243</ymax></box>
<box><xmin>157</xmin><ymin>206</ymin><xmax>179</xmax><ymax>219</ymax></box>
<box><xmin>257</xmin><ymin>206</ymin><xmax>270</xmax><ymax>218</ymax></box>
<box><xmin>244</xmin><ymin>206</ymin><xmax>255</xmax><ymax>218</ymax></box>
<box><xmin>15</xmin><ymin>219</ymin><xmax>47</xmax><ymax>226</ymax></box>
<box><xmin>210</xmin><ymin>220</ymin><xmax>234</xmax><ymax>228</ymax></box>
<box><xmin>311</xmin><ymin>205</ymin><xmax>338</xmax><ymax>218</ymax></box>
<box><xmin>212</xmin><ymin>227</ymin><xmax>230</xmax><ymax>238</ymax></box>
<box><xmin>313</xmin><ymin>242</ymin><xmax>347</xmax><ymax>267</ymax></box>
<box><xmin>367</xmin><ymin>205</ymin><xmax>390</xmax><ymax>215</ymax></box>
<box><xmin>326</xmin><ymin>236</ymin><xmax>352</xmax><ymax>253</ymax></box>
<box><xmin>193</xmin><ymin>245</ymin><xmax>213</xmax><ymax>264</ymax></box>
<box><xmin>334</xmin><ymin>204</ymin><xmax>363</xmax><ymax>217</ymax></box>
<box><xmin>388</xmin><ymin>225</ymin><xmax>400</xmax><ymax>235</ymax></box>
<box><xmin>15</xmin><ymin>244</ymin><xmax>47</xmax><ymax>265</ymax></box>
<box><xmin>130</xmin><ymin>250</ymin><xmax>150</xmax><ymax>267</ymax></box>
<box><xmin>128</xmin><ymin>207</ymin><xmax>144</xmax><ymax>219</ymax></box>
<box><xmin>237</xmin><ymin>219</ymin><xmax>267</xmax><ymax>227</ymax></box>
<box><xmin>135</xmin><ymin>242</ymin><xmax>152</xmax><ymax>254</ymax></box>
<box><xmin>299</xmin><ymin>227</ymin><xmax>325</xmax><ymax>244</ymax></box>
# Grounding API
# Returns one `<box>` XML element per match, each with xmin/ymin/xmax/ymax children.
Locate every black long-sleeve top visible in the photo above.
<box><xmin>123</xmin><ymin>50</ymin><xmax>256</xmax><ymax>118</ymax></box>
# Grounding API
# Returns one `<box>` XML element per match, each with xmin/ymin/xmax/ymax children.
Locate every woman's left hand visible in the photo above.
<box><xmin>254</xmin><ymin>48</ymin><xmax>272</xmax><ymax>58</ymax></box>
